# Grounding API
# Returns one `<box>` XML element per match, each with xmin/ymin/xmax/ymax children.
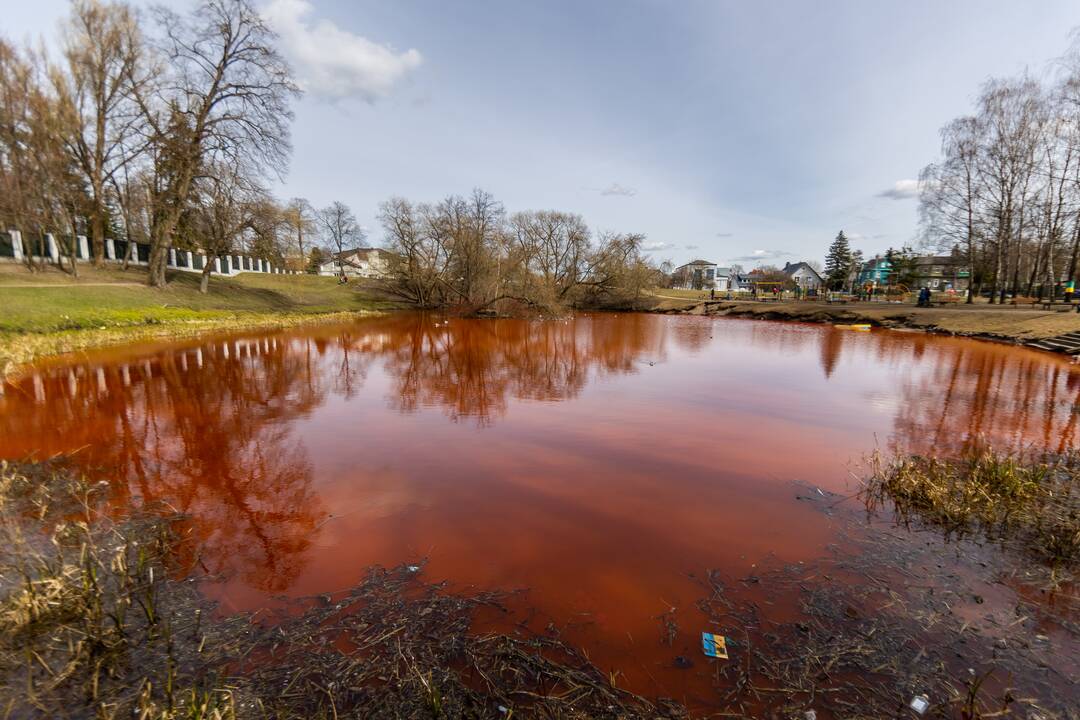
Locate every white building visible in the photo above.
<box><xmin>782</xmin><ymin>262</ymin><xmax>824</xmax><ymax>291</ymax></box>
<box><xmin>319</xmin><ymin>248</ymin><xmax>395</xmax><ymax>279</ymax></box>
<box><xmin>673</xmin><ymin>260</ymin><xmax>736</xmax><ymax>291</ymax></box>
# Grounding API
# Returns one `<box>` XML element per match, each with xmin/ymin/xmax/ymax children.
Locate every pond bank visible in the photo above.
<box><xmin>647</xmin><ymin>297</ymin><xmax>1080</xmax><ymax>354</ymax></box>
<box><xmin>2</xmin><ymin>452</ymin><xmax>1075</xmax><ymax>719</ymax></box>
<box><xmin>0</xmin><ymin>265</ymin><xmax>405</xmax><ymax>377</ymax></box>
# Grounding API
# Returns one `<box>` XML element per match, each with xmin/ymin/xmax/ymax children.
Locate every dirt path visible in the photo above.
<box><xmin>645</xmin><ymin>295</ymin><xmax>1080</xmax><ymax>351</ymax></box>
<box><xmin>0</xmin><ymin>282</ymin><xmax>144</xmax><ymax>288</ymax></box>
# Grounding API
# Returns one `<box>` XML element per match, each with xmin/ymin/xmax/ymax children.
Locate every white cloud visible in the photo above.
<box><xmin>263</xmin><ymin>0</ymin><xmax>423</xmax><ymax>102</ymax></box>
<box><xmin>642</xmin><ymin>241</ymin><xmax>676</xmax><ymax>251</ymax></box>
<box><xmin>599</xmin><ymin>182</ymin><xmax>637</xmax><ymax>197</ymax></box>
<box><xmin>684</xmin><ymin>244</ymin><xmax>699</xmax><ymax>250</ymax></box>
<box><xmin>877</xmin><ymin>179</ymin><xmax>922</xmax><ymax>200</ymax></box>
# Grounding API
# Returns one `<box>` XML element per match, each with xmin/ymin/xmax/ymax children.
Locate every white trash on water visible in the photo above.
<box><xmin>910</xmin><ymin>695</ymin><xmax>930</xmax><ymax>715</ymax></box>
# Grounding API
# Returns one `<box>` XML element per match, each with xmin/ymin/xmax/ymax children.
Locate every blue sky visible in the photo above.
<box><xmin>8</xmin><ymin>0</ymin><xmax>1080</xmax><ymax>266</ymax></box>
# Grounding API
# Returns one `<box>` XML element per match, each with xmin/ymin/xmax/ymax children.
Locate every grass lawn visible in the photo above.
<box><xmin>0</xmin><ymin>263</ymin><xmax>407</xmax><ymax>374</ymax></box>
<box><xmin>0</xmin><ymin>264</ymin><xmax>399</xmax><ymax>333</ymax></box>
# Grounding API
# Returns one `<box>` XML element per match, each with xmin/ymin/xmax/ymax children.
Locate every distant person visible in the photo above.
<box><xmin>917</xmin><ymin>286</ymin><xmax>931</xmax><ymax>307</ymax></box>
<box><xmin>710</xmin><ymin>288</ymin><xmax>715</xmax><ymax>300</ymax></box>
<box><xmin>1065</xmin><ymin>283</ymin><xmax>1075</xmax><ymax>304</ymax></box>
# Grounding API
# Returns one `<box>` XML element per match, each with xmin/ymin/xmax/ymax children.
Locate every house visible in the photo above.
<box><xmin>672</xmin><ymin>260</ymin><xmax>719</xmax><ymax>290</ymax></box>
<box><xmin>911</xmin><ymin>255</ymin><xmax>970</xmax><ymax>292</ymax></box>
<box><xmin>713</xmin><ymin>267</ymin><xmax>734</xmax><ymax>291</ymax></box>
<box><xmin>857</xmin><ymin>256</ymin><xmax>892</xmax><ymax>287</ymax></box>
<box><xmin>319</xmin><ymin>248</ymin><xmax>395</xmax><ymax>279</ymax></box>
<box><xmin>782</xmin><ymin>262</ymin><xmax>824</xmax><ymax>291</ymax></box>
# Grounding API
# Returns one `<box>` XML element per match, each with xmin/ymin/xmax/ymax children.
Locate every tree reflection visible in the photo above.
<box><xmin>0</xmin><ymin>337</ymin><xmax>327</xmax><ymax>592</ymax></box>
<box><xmin>881</xmin><ymin>335</ymin><xmax>1080</xmax><ymax>455</ymax></box>
<box><xmin>375</xmin><ymin>313</ymin><xmax>666</xmax><ymax>424</ymax></box>
<box><xmin>1</xmin><ymin>315</ymin><xmax>1077</xmax><ymax>598</ymax></box>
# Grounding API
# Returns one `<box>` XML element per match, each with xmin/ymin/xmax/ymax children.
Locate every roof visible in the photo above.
<box><xmin>782</xmin><ymin>262</ymin><xmax>823</xmax><ymax>279</ymax></box>
<box><xmin>331</xmin><ymin>247</ymin><xmax>388</xmax><ymax>261</ymax></box>
<box><xmin>675</xmin><ymin>259</ymin><xmax>717</xmax><ymax>269</ymax></box>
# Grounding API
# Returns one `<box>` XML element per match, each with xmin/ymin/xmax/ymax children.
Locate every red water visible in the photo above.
<box><xmin>1</xmin><ymin>313</ymin><xmax>1077</xmax><ymax>707</ymax></box>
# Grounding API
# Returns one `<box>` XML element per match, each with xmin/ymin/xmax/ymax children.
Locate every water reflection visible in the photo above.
<box><xmin>0</xmin><ymin>314</ymin><xmax>1077</xmax><ymax>599</ymax></box>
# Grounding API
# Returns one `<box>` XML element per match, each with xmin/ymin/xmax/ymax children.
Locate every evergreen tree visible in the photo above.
<box><xmin>824</xmin><ymin>230</ymin><xmax>852</xmax><ymax>290</ymax></box>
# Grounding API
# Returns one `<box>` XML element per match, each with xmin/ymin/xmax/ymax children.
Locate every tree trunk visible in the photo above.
<box><xmin>90</xmin><ymin>209</ymin><xmax>106</xmax><ymax>266</ymax></box>
<box><xmin>1067</xmin><ymin>221</ymin><xmax>1080</xmax><ymax>285</ymax></box>
<box><xmin>199</xmin><ymin>261</ymin><xmax>212</xmax><ymax>293</ymax></box>
<box><xmin>148</xmin><ymin>234</ymin><xmax>169</xmax><ymax>287</ymax></box>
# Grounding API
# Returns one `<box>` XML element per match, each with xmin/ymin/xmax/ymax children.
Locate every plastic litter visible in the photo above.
<box><xmin>406</xmin><ymin>565</ymin><xmax>421</xmax><ymax>573</ymax></box>
<box><xmin>804</xmin><ymin>711</ymin><xmax>817</xmax><ymax>720</ymax></box>
<box><xmin>909</xmin><ymin>695</ymin><xmax>929</xmax><ymax>715</ymax></box>
<box><xmin>701</xmin><ymin>632</ymin><xmax>729</xmax><ymax>659</ymax></box>
<box><xmin>835</xmin><ymin>323</ymin><xmax>872</xmax><ymax>331</ymax></box>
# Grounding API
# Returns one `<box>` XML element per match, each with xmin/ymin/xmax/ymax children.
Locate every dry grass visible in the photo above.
<box><xmin>862</xmin><ymin>449</ymin><xmax>1080</xmax><ymax>569</ymax></box>
<box><xmin>0</xmin><ymin>460</ymin><xmax>684</xmax><ymax>719</ymax></box>
<box><xmin>0</xmin><ymin>460</ymin><xmax>246</xmax><ymax>719</ymax></box>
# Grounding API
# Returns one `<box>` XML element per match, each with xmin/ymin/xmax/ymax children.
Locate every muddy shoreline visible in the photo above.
<box><xmin>645</xmin><ymin>298</ymin><xmax>1080</xmax><ymax>356</ymax></box>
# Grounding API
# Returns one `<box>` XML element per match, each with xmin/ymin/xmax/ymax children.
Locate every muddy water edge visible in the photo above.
<box><xmin>0</xmin><ymin>313</ymin><xmax>1077</xmax><ymax>718</ymax></box>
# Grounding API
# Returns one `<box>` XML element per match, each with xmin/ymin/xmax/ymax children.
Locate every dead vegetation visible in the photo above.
<box><xmin>2</xmin><ymin>454</ymin><xmax>1076</xmax><ymax>719</ymax></box>
<box><xmin>863</xmin><ymin>449</ymin><xmax>1080</xmax><ymax>570</ymax></box>
<box><xmin>0</xmin><ymin>460</ymin><xmax>682</xmax><ymax>719</ymax></box>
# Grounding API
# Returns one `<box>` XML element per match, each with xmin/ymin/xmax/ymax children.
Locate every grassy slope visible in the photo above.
<box><xmin>0</xmin><ymin>264</ymin><xmax>397</xmax><ymax>332</ymax></box>
<box><xmin>0</xmin><ymin>264</ymin><xmax>405</xmax><ymax>374</ymax></box>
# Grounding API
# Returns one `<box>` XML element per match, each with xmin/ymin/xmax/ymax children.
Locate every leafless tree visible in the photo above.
<box><xmin>282</xmin><ymin>197</ymin><xmax>315</xmax><ymax>269</ymax></box>
<box><xmin>51</xmin><ymin>0</ymin><xmax>147</xmax><ymax>264</ymax></box>
<box><xmin>134</xmin><ymin>0</ymin><xmax>299</xmax><ymax>287</ymax></box>
<box><xmin>189</xmin><ymin>162</ymin><xmax>263</xmax><ymax>292</ymax></box>
<box><xmin>317</xmin><ymin>201</ymin><xmax>365</xmax><ymax>275</ymax></box>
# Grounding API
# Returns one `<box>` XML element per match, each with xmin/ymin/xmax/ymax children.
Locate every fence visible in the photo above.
<box><xmin>0</xmin><ymin>229</ymin><xmax>298</xmax><ymax>276</ymax></box>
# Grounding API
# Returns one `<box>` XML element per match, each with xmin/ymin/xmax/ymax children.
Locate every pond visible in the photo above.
<box><xmin>1</xmin><ymin>313</ymin><xmax>1077</xmax><ymax>710</ymax></box>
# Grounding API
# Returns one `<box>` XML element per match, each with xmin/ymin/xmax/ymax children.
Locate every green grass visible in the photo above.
<box><xmin>0</xmin><ymin>267</ymin><xmax>394</xmax><ymax>333</ymax></box>
<box><xmin>0</xmin><ymin>266</ymin><xmax>408</xmax><ymax>375</ymax></box>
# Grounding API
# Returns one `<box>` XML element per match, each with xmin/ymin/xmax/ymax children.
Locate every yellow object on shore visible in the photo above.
<box><xmin>834</xmin><ymin>324</ymin><xmax>872</xmax><ymax>331</ymax></box>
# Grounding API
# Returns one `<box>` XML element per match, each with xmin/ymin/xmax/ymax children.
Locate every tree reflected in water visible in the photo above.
<box><xmin>0</xmin><ymin>314</ymin><xmax>1076</xmax><ymax>598</ymax></box>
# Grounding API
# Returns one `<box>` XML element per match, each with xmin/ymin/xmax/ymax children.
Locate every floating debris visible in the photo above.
<box><xmin>909</xmin><ymin>694</ymin><xmax>930</xmax><ymax>715</ymax></box>
<box><xmin>701</xmin><ymin>631</ymin><xmax>729</xmax><ymax>659</ymax></box>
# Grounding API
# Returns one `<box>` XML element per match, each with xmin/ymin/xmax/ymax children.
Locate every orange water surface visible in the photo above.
<box><xmin>1</xmin><ymin>313</ymin><xmax>1077</xmax><ymax>707</ymax></box>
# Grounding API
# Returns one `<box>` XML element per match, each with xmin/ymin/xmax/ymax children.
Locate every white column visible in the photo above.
<box><xmin>168</xmin><ymin>248</ymin><xmax>176</xmax><ymax>266</ymax></box>
<box><xmin>77</xmin><ymin>235</ymin><xmax>89</xmax><ymax>260</ymax></box>
<box><xmin>10</xmin><ymin>230</ymin><xmax>22</xmax><ymax>261</ymax></box>
<box><xmin>105</xmin><ymin>238</ymin><xmax>116</xmax><ymax>260</ymax></box>
<box><xmin>46</xmin><ymin>234</ymin><xmax>59</xmax><ymax>262</ymax></box>
<box><xmin>186</xmin><ymin>250</ymin><xmax>194</xmax><ymax>269</ymax></box>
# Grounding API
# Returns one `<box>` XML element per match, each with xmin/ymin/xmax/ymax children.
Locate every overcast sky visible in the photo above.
<box><xmin>8</xmin><ymin>0</ymin><xmax>1080</xmax><ymax>266</ymax></box>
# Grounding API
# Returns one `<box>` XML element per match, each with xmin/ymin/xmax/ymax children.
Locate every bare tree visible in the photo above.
<box><xmin>189</xmin><ymin>163</ymin><xmax>263</xmax><ymax>292</ymax></box>
<box><xmin>317</xmin><ymin>201</ymin><xmax>365</xmax><ymax>276</ymax></box>
<box><xmin>52</xmin><ymin>0</ymin><xmax>147</xmax><ymax>265</ymax></box>
<box><xmin>282</xmin><ymin>197</ymin><xmax>315</xmax><ymax>269</ymax></box>
<box><xmin>134</xmin><ymin>0</ymin><xmax>299</xmax><ymax>287</ymax></box>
